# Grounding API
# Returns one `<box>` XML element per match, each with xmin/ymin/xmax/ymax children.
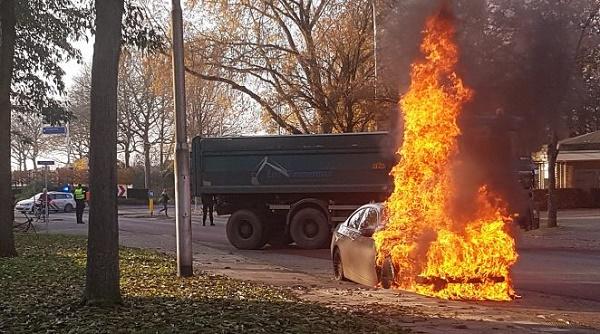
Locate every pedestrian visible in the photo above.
<box><xmin>73</xmin><ymin>184</ymin><xmax>86</xmax><ymax>224</ymax></box>
<box><xmin>159</xmin><ymin>189</ymin><xmax>170</xmax><ymax>217</ymax></box>
<box><xmin>201</xmin><ymin>193</ymin><xmax>215</xmax><ymax>226</ymax></box>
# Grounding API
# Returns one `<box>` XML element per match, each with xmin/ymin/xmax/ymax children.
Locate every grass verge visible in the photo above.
<box><xmin>0</xmin><ymin>234</ymin><xmax>409</xmax><ymax>333</ymax></box>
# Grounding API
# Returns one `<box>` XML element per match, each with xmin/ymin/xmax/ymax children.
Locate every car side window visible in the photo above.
<box><xmin>359</xmin><ymin>208</ymin><xmax>379</xmax><ymax>231</ymax></box>
<box><xmin>347</xmin><ymin>209</ymin><xmax>364</xmax><ymax>230</ymax></box>
<box><xmin>55</xmin><ymin>194</ymin><xmax>65</xmax><ymax>199</ymax></box>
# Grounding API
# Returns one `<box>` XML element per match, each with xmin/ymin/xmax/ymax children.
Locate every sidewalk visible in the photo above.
<box><xmin>517</xmin><ymin>210</ymin><xmax>600</xmax><ymax>251</ymax></box>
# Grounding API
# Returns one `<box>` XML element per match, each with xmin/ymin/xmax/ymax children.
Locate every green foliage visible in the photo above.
<box><xmin>11</xmin><ymin>0</ymin><xmax>164</xmax><ymax>124</ymax></box>
<box><xmin>121</xmin><ymin>1</ymin><xmax>164</xmax><ymax>52</ymax></box>
<box><xmin>0</xmin><ymin>234</ymin><xmax>409</xmax><ymax>333</ymax></box>
<box><xmin>13</xmin><ymin>0</ymin><xmax>92</xmax><ymax>124</ymax></box>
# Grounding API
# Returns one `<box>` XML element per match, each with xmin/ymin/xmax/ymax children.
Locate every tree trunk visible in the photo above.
<box><xmin>124</xmin><ymin>145</ymin><xmax>130</xmax><ymax>168</ymax></box>
<box><xmin>547</xmin><ymin>134</ymin><xmax>559</xmax><ymax>228</ymax></box>
<box><xmin>143</xmin><ymin>140</ymin><xmax>151</xmax><ymax>190</ymax></box>
<box><xmin>31</xmin><ymin>148</ymin><xmax>38</xmax><ymax>171</ymax></box>
<box><xmin>83</xmin><ymin>0</ymin><xmax>124</xmax><ymax>306</ymax></box>
<box><xmin>0</xmin><ymin>0</ymin><xmax>17</xmax><ymax>258</ymax></box>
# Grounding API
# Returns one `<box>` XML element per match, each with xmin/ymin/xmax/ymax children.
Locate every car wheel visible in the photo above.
<box><xmin>333</xmin><ymin>248</ymin><xmax>346</xmax><ymax>281</ymax></box>
<box><xmin>380</xmin><ymin>257</ymin><xmax>395</xmax><ymax>289</ymax></box>
<box><xmin>289</xmin><ymin>207</ymin><xmax>330</xmax><ymax>249</ymax></box>
<box><xmin>63</xmin><ymin>204</ymin><xmax>73</xmax><ymax>213</ymax></box>
<box><xmin>226</xmin><ymin>209</ymin><xmax>268</xmax><ymax>250</ymax></box>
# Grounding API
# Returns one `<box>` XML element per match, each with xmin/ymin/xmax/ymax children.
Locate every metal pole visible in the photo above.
<box><xmin>66</xmin><ymin>122</ymin><xmax>71</xmax><ymax>165</ymax></box>
<box><xmin>44</xmin><ymin>166</ymin><xmax>48</xmax><ymax>232</ymax></box>
<box><xmin>171</xmin><ymin>0</ymin><xmax>193</xmax><ymax>277</ymax></box>
<box><xmin>372</xmin><ymin>0</ymin><xmax>378</xmax><ymax>97</ymax></box>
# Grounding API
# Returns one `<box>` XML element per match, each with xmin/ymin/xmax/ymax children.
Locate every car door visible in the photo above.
<box><xmin>56</xmin><ymin>194</ymin><xmax>68</xmax><ymax>211</ymax></box>
<box><xmin>336</xmin><ymin>208</ymin><xmax>365</xmax><ymax>283</ymax></box>
<box><xmin>49</xmin><ymin>194</ymin><xmax>62</xmax><ymax>212</ymax></box>
<box><xmin>351</xmin><ymin>207</ymin><xmax>379</xmax><ymax>287</ymax></box>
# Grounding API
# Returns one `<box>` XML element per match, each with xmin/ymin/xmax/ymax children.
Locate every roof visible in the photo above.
<box><xmin>559</xmin><ymin>131</ymin><xmax>600</xmax><ymax>151</ymax></box>
<box><xmin>557</xmin><ymin>150</ymin><xmax>600</xmax><ymax>162</ymax></box>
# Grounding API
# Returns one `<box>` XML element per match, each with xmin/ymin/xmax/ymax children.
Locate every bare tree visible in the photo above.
<box><xmin>117</xmin><ymin>60</ymin><xmax>138</xmax><ymax>168</ymax></box>
<box><xmin>84</xmin><ymin>0</ymin><xmax>124</xmax><ymax>306</ymax></box>
<box><xmin>64</xmin><ymin>65</ymin><xmax>92</xmax><ymax>162</ymax></box>
<box><xmin>119</xmin><ymin>53</ymin><xmax>172</xmax><ymax>189</ymax></box>
<box><xmin>10</xmin><ymin>114</ymin><xmax>47</xmax><ymax>170</ymax></box>
<box><xmin>185</xmin><ymin>74</ymin><xmax>247</xmax><ymax>138</ymax></box>
<box><xmin>185</xmin><ymin>0</ymin><xmax>389</xmax><ymax>134</ymax></box>
<box><xmin>11</xmin><ymin>122</ymin><xmax>32</xmax><ymax>171</ymax></box>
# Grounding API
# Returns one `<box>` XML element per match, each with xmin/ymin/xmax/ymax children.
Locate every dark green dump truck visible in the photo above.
<box><xmin>192</xmin><ymin>132</ymin><xmax>395</xmax><ymax>250</ymax></box>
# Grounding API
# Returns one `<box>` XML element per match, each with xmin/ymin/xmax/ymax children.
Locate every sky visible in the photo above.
<box><xmin>61</xmin><ymin>38</ymin><xmax>94</xmax><ymax>89</ymax></box>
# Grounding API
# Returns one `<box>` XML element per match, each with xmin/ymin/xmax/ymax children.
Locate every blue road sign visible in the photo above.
<box><xmin>36</xmin><ymin>160</ymin><xmax>55</xmax><ymax>166</ymax></box>
<box><xmin>42</xmin><ymin>126</ymin><xmax>66</xmax><ymax>135</ymax></box>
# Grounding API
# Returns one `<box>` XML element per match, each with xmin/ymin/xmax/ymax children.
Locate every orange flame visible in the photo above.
<box><xmin>373</xmin><ymin>9</ymin><xmax>518</xmax><ymax>301</ymax></box>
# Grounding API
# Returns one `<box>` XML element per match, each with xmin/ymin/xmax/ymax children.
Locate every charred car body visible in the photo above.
<box><xmin>330</xmin><ymin>203</ymin><xmax>395</xmax><ymax>288</ymax></box>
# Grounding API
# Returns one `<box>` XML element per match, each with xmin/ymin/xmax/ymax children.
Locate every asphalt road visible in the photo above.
<box><xmin>18</xmin><ymin>206</ymin><xmax>600</xmax><ymax>303</ymax></box>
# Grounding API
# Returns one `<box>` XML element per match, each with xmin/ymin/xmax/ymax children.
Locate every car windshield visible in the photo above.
<box><xmin>360</xmin><ymin>208</ymin><xmax>379</xmax><ymax>231</ymax></box>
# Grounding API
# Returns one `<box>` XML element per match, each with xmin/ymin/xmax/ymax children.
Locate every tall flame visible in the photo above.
<box><xmin>374</xmin><ymin>9</ymin><xmax>518</xmax><ymax>301</ymax></box>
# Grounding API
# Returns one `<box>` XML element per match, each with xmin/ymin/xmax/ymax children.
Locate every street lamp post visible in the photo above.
<box><xmin>372</xmin><ymin>0</ymin><xmax>378</xmax><ymax>97</ymax></box>
<box><xmin>171</xmin><ymin>0</ymin><xmax>193</xmax><ymax>277</ymax></box>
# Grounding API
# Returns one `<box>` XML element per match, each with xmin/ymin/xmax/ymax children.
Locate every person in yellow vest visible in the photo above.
<box><xmin>73</xmin><ymin>184</ymin><xmax>86</xmax><ymax>224</ymax></box>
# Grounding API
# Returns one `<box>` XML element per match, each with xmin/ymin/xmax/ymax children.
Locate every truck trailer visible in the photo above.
<box><xmin>191</xmin><ymin>132</ymin><xmax>395</xmax><ymax>250</ymax></box>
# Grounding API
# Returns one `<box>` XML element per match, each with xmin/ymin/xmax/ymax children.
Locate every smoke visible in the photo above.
<box><xmin>380</xmin><ymin>0</ymin><xmax>586</xmax><ymax>217</ymax></box>
<box><xmin>453</xmin><ymin>1</ymin><xmax>578</xmax><ymax>217</ymax></box>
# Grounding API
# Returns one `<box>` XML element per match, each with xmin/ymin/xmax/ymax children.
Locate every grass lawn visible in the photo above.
<box><xmin>0</xmin><ymin>234</ymin><xmax>409</xmax><ymax>333</ymax></box>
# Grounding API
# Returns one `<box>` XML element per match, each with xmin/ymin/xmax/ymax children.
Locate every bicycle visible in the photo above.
<box><xmin>32</xmin><ymin>202</ymin><xmax>49</xmax><ymax>223</ymax></box>
<box><xmin>12</xmin><ymin>211</ymin><xmax>37</xmax><ymax>233</ymax></box>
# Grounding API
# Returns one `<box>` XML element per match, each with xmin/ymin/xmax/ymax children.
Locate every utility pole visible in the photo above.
<box><xmin>372</xmin><ymin>0</ymin><xmax>378</xmax><ymax>98</ymax></box>
<box><xmin>44</xmin><ymin>166</ymin><xmax>48</xmax><ymax>232</ymax></box>
<box><xmin>171</xmin><ymin>0</ymin><xmax>193</xmax><ymax>277</ymax></box>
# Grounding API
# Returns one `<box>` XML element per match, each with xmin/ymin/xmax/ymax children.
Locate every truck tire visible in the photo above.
<box><xmin>289</xmin><ymin>207</ymin><xmax>330</xmax><ymax>249</ymax></box>
<box><xmin>226</xmin><ymin>210</ymin><xmax>267</xmax><ymax>250</ymax></box>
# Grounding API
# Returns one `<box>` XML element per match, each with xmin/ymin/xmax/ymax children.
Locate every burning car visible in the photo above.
<box><xmin>330</xmin><ymin>203</ymin><xmax>394</xmax><ymax>289</ymax></box>
<box><xmin>331</xmin><ymin>7</ymin><xmax>518</xmax><ymax>301</ymax></box>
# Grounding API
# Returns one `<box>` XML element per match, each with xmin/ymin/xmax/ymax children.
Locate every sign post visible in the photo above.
<box><xmin>148</xmin><ymin>190</ymin><xmax>154</xmax><ymax>217</ymax></box>
<box><xmin>37</xmin><ymin>160</ymin><xmax>54</xmax><ymax>233</ymax></box>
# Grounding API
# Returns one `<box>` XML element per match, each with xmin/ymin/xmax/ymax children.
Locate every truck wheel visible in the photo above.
<box><xmin>289</xmin><ymin>207</ymin><xmax>329</xmax><ymax>249</ymax></box>
<box><xmin>226</xmin><ymin>210</ymin><xmax>267</xmax><ymax>250</ymax></box>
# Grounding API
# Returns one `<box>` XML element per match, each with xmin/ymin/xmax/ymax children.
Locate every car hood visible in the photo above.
<box><xmin>16</xmin><ymin>199</ymin><xmax>34</xmax><ymax>206</ymax></box>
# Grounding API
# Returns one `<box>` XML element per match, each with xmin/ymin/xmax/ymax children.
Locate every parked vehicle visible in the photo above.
<box><xmin>14</xmin><ymin>192</ymin><xmax>76</xmax><ymax>214</ymax></box>
<box><xmin>330</xmin><ymin>203</ymin><xmax>394</xmax><ymax>288</ymax></box>
<box><xmin>192</xmin><ymin>132</ymin><xmax>395</xmax><ymax>250</ymax></box>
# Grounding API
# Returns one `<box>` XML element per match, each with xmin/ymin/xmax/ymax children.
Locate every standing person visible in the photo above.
<box><xmin>159</xmin><ymin>189</ymin><xmax>170</xmax><ymax>217</ymax></box>
<box><xmin>201</xmin><ymin>193</ymin><xmax>215</xmax><ymax>226</ymax></box>
<box><xmin>73</xmin><ymin>184</ymin><xmax>86</xmax><ymax>224</ymax></box>
<box><xmin>36</xmin><ymin>188</ymin><xmax>51</xmax><ymax>220</ymax></box>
